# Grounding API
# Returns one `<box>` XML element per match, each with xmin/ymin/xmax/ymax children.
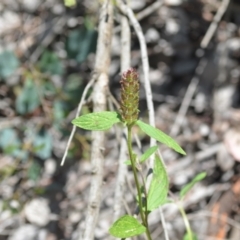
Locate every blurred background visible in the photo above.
<box><xmin>0</xmin><ymin>0</ymin><xmax>240</xmax><ymax>239</ymax></box>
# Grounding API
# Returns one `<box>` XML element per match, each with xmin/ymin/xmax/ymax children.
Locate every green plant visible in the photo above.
<box><xmin>178</xmin><ymin>172</ymin><xmax>207</xmax><ymax>240</ymax></box>
<box><xmin>72</xmin><ymin>68</ymin><xmax>204</xmax><ymax>239</ymax></box>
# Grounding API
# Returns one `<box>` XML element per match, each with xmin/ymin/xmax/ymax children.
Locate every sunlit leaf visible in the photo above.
<box><xmin>140</xmin><ymin>145</ymin><xmax>158</xmax><ymax>163</ymax></box>
<box><xmin>183</xmin><ymin>231</ymin><xmax>198</xmax><ymax>240</ymax></box>
<box><xmin>180</xmin><ymin>172</ymin><xmax>207</xmax><ymax>199</ymax></box>
<box><xmin>109</xmin><ymin>215</ymin><xmax>146</xmax><ymax>238</ymax></box>
<box><xmin>64</xmin><ymin>0</ymin><xmax>76</xmax><ymax>7</ymax></box>
<box><xmin>72</xmin><ymin>111</ymin><xmax>121</xmax><ymax>131</ymax></box>
<box><xmin>124</xmin><ymin>160</ymin><xmax>131</xmax><ymax>165</ymax></box>
<box><xmin>147</xmin><ymin>155</ymin><xmax>169</xmax><ymax>211</ymax></box>
<box><xmin>136</xmin><ymin>120</ymin><xmax>186</xmax><ymax>155</ymax></box>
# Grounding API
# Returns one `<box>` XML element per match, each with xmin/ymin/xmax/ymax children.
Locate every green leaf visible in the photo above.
<box><xmin>72</xmin><ymin>111</ymin><xmax>121</xmax><ymax>131</ymax></box>
<box><xmin>180</xmin><ymin>172</ymin><xmax>207</xmax><ymax>199</ymax></box>
<box><xmin>136</xmin><ymin>120</ymin><xmax>186</xmax><ymax>155</ymax></box>
<box><xmin>109</xmin><ymin>215</ymin><xmax>146</xmax><ymax>238</ymax></box>
<box><xmin>53</xmin><ymin>100</ymin><xmax>66</xmax><ymax>129</ymax></box>
<box><xmin>124</xmin><ymin>160</ymin><xmax>131</xmax><ymax>165</ymax></box>
<box><xmin>147</xmin><ymin>155</ymin><xmax>169</xmax><ymax>211</ymax></box>
<box><xmin>66</xmin><ymin>26</ymin><xmax>97</xmax><ymax>63</ymax></box>
<box><xmin>140</xmin><ymin>145</ymin><xmax>158</xmax><ymax>163</ymax></box>
<box><xmin>28</xmin><ymin>161</ymin><xmax>41</xmax><ymax>181</ymax></box>
<box><xmin>15</xmin><ymin>78</ymin><xmax>41</xmax><ymax>114</ymax></box>
<box><xmin>0</xmin><ymin>51</ymin><xmax>19</xmax><ymax>79</ymax></box>
<box><xmin>64</xmin><ymin>0</ymin><xmax>76</xmax><ymax>7</ymax></box>
<box><xmin>0</xmin><ymin>128</ymin><xmax>28</xmax><ymax>160</ymax></box>
<box><xmin>38</xmin><ymin>50</ymin><xmax>64</xmax><ymax>75</ymax></box>
<box><xmin>183</xmin><ymin>231</ymin><xmax>198</xmax><ymax>240</ymax></box>
<box><xmin>33</xmin><ymin>130</ymin><xmax>52</xmax><ymax>160</ymax></box>
<box><xmin>63</xmin><ymin>74</ymin><xmax>84</xmax><ymax>105</ymax></box>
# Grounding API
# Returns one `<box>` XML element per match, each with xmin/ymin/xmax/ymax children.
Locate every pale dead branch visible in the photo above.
<box><xmin>60</xmin><ymin>74</ymin><xmax>97</xmax><ymax>166</ymax></box>
<box><xmin>170</xmin><ymin>0</ymin><xmax>230</xmax><ymax>137</ymax></box>
<box><xmin>80</xmin><ymin>1</ymin><xmax>113</xmax><ymax>239</ymax></box>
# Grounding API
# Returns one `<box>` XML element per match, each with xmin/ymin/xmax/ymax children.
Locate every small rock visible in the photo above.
<box><xmin>52</xmin><ymin>4</ymin><xmax>65</xmax><ymax>15</ymax></box>
<box><xmin>24</xmin><ymin>198</ymin><xmax>51</xmax><ymax>226</ymax></box>
<box><xmin>214</xmin><ymin>86</ymin><xmax>234</xmax><ymax>117</ymax></box>
<box><xmin>217</xmin><ymin>143</ymin><xmax>235</xmax><ymax>171</ymax></box>
<box><xmin>165</xmin><ymin>0</ymin><xmax>182</xmax><ymax>6</ymax></box>
<box><xmin>130</xmin><ymin>0</ymin><xmax>145</xmax><ymax>11</ymax></box>
<box><xmin>194</xmin><ymin>92</ymin><xmax>207</xmax><ymax>113</ymax></box>
<box><xmin>44</xmin><ymin>159</ymin><xmax>56</xmax><ymax>177</ymax></box>
<box><xmin>9</xmin><ymin>224</ymin><xmax>38</xmax><ymax>240</ymax></box>
<box><xmin>10</xmin><ymin>200</ymin><xmax>20</xmax><ymax>210</ymax></box>
<box><xmin>165</xmin><ymin>19</ymin><xmax>180</xmax><ymax>35</ymax></box>
<box><xmin>227</xmin><ymin>37</ymin><xmax>240</xmax><ymax>57</ymax></box>
<box><xmin>69</xmin><ymin>211</ymin><xmax>81</xmax><ymax>224</ymax></box>
<box><xmin>22</xmin><ymin>0</ymin><xmax>41</xmax><ymax>12</ymax></box>
<box><xmin>149</xmin><ymin>69</ymin><xmax>163</xmax><ymax>84</ymax></box>
<box><xmin>224</xmin><ymin>129</ymin><xmax>240</xmax><ymax>162</ymax></box>
<box><xmin>145</xmin><ymin>28</ymin><xmax>160</xmax><ymax>43</ymax></box>
<box><xmin>0</xmin><ymin>11</ymin><xmax>20</xmax><ymax>36</ymax></box>
<box><xmin>199</xmin><ymin>124</ymin><xmax>210</xmax><ymax>137</ymax></box>
<box><xmin>173</xmin><ymin>173</ymin><xmax>188</xmax><ymax>187</ymax></box>
<box><xmin>67</xmin><ymin>17</ymin><xmax>78</xmax><ymax>28</ymax></box>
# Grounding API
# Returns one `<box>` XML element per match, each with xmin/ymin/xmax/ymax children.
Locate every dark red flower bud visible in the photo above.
<box><xmin>120</xmin><ymin>68</ymin><xmax>140</xmax><ymax>125</ymax></box>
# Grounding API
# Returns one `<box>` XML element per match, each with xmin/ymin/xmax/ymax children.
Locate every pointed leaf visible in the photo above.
<box><xmin>147</xmin><ymin>155</ymin><xmax>169</xmax><ymax>211</ymax></box>
<box><xmin>140</xmin><ymin>145</ymin><xmax>158</xmax><ymax>163</ymax></box>
<box><xmin>136</xmin><ymin>120</ymin><xmax>186</xmax><ymax>155</ymax></box>
<box><xmin>64</xmin><ymin>0</ymin><xmax>76</xmax><ymax>7</ymax></box>
<box><xmin>109</xmin><ymin>215</ymin><xmax>146</xmax><ymax>238</ymax></box>
<box><xmin>180</xmin><ymin>172</ymin><xmax>207</xmax><ymax>199</ymax></box>
<box><xmin>183</xmin><ymin>231</ymin><xmax>198</xmax><ymax>240</ymax></box>
<box><xmin>72</xmin><ymin>111</ymin><xmax>121</xmax><ymax>131</ymax></box>
<box><xmin>124</xmin><ymin>160</ymin><xmax>131</xmax><ymax>165</ymax></box>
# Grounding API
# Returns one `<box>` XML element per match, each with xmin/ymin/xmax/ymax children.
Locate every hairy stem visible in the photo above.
<box><xmin>178</xmin><ymin>203</ymin><xmax>193</xmax><ymax>240</ymax></box>
<box><xmin>127</xmin><ymin>126</ymin><xmax>152</xmax><ymax>240</ymax></box>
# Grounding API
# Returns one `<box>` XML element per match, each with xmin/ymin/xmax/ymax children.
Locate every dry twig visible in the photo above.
<box><xmin>170</xmin><ymin>0</ymin><xmax>230</xmax><ymax>137</ymax></box>
<box><xmin>114</xmin><ymin>0</ymin><xmax>164</xmax><ymax>34</ymax></box>
<box><xmin>80</xmin><ymin>1</ymin><xmax>113</xmax><ymax>240</ymax></box>
<box><xmin>60</xmin><ymin>75</ymin><xmax>97</xmax><ymax>166</ymax></box>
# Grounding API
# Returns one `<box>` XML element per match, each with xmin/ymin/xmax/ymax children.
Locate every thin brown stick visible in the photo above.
<box><xmin>201</xmin><ymin>0</ymin><xmax>230</xmax><ymax>49</ymax></box>
<box><xmin>170</xmin><ymin>0</ymin><xmax>230</xmax><ymax>137</ymax></box>
<box><xmin>80</xmin><ymin>1</ymin><xmax>113</xmax><ymax>239</ymax></box>
<box><xmin>114</xmin><ymin>0</ymin><xmax>164</xmax><ymax>34</ymax></box>
<box><xmin>60</xmin><ymin>75</ymin><xmax>97</xmax><ymax>166</ymax></box>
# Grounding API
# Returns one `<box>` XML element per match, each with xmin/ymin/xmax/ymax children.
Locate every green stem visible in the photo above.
<box><xmin>178</xmin><ymin>203</ymin><xmax>193</xmax><ymax>240</ymax></box>
<box><xmin>138</xmin><ymin>168</ymin><xmax>149</xmax><ymax>227</ymax></box>
<box><xmin>127</xmin><ymin>126</ymin><xmax>152</xmax><ymax>240</ymax></box>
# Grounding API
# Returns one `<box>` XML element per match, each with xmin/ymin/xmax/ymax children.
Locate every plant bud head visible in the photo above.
<box><xmin>120</xmin><ymin>68</ymin><xmax>140</xmax><ymax>125</ymax></box>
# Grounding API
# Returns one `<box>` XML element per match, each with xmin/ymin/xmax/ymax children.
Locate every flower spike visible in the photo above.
<box><xmin>120</xmin><ymin>68</ymin><xmax>140</xmax><ymax>125</ymax></box>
